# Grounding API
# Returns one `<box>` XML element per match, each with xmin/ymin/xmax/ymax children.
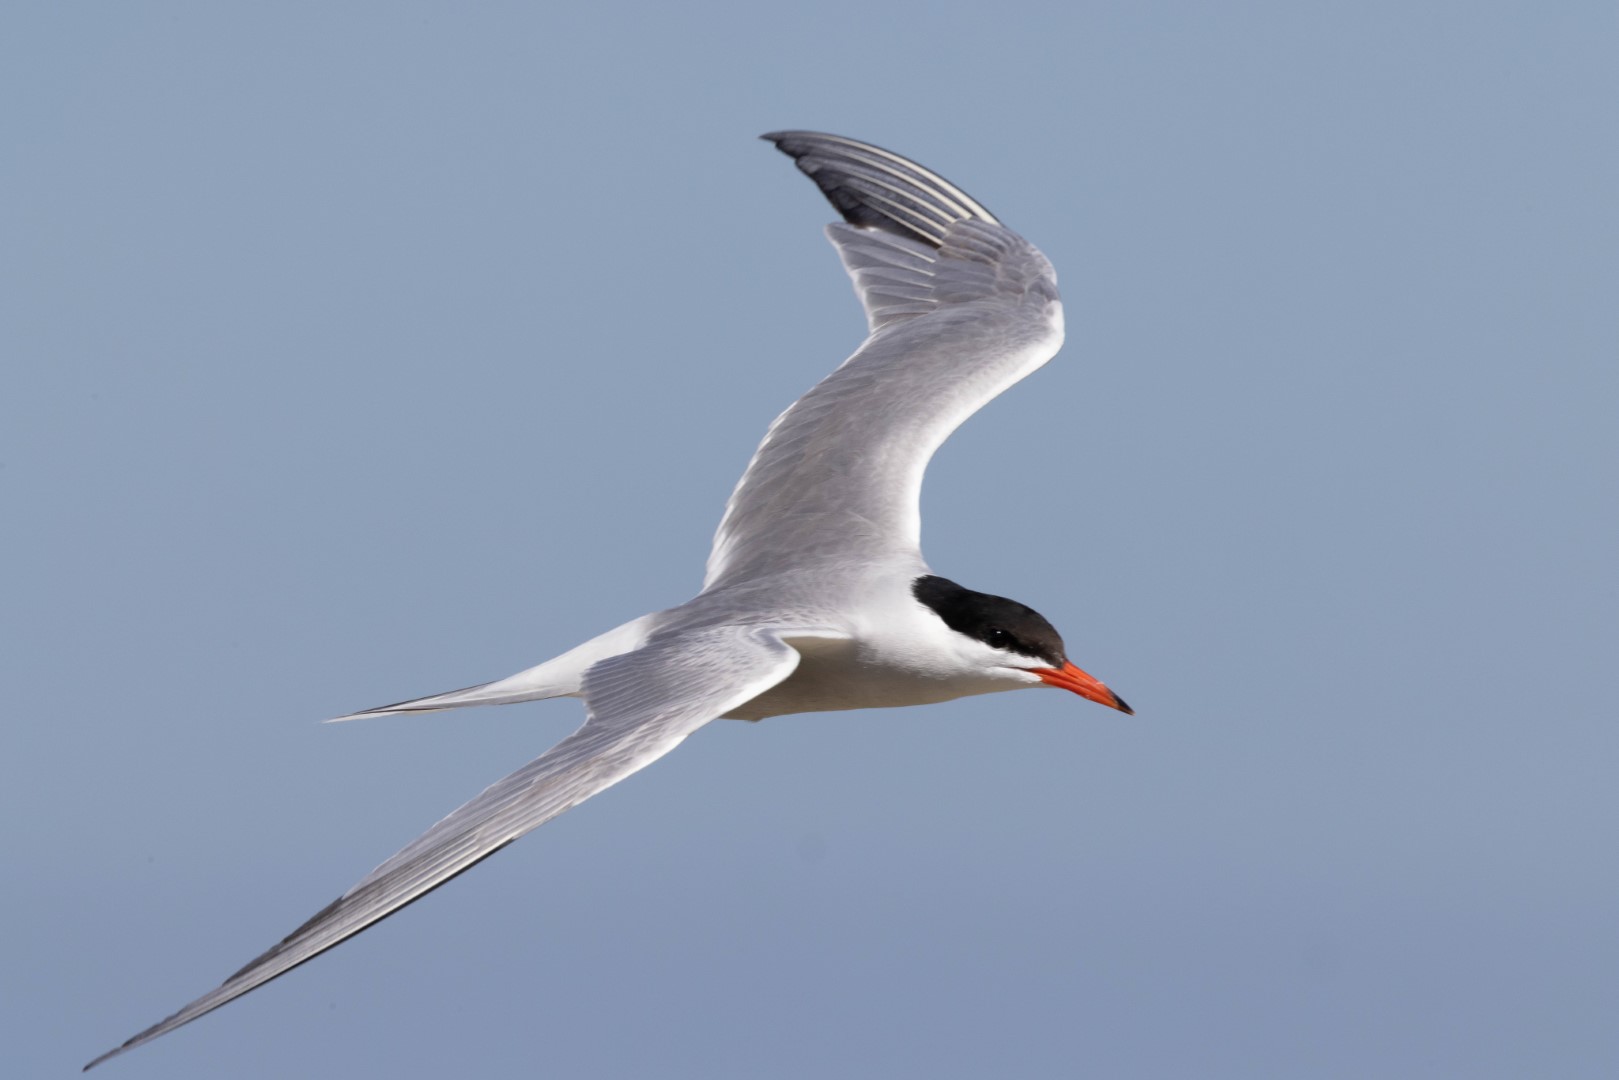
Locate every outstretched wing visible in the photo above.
<box><xmin>703</xmin><ymin>132</ymin><xmax>1065</xmax><ymax>590</ymax></box>
<box><xmin>86</xmin><ymin>626</ymin><xmax>823</xmax><ymax>1070</ymax></box>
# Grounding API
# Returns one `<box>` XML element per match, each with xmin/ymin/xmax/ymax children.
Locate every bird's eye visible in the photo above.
<box><xmin>984</xmin><ymin>628</ymin><xmax>1012</xmax><ymax>649</ymax></box>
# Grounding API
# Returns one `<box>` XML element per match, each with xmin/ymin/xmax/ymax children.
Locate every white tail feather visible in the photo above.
<box><xmin>324</xmin><ymin>612</ymin><xmax>660</xmax><ymax>722</ymax></box>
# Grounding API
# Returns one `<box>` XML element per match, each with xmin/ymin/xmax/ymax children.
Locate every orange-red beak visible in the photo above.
<box><xmin>1033</xmin><ymin>661</ymin><xmax>1133</xmax><ymax>714</ymax></box>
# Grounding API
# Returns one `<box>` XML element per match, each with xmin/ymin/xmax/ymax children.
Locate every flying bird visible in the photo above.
<box><xmin>87</xmin><ymin>130</ymin><xmax>1131</xmax><ymax>1070</ymax></box>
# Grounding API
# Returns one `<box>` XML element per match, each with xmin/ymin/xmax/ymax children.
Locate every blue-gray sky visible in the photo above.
<box><xmin>7</xmin><ymin>3</ymin><xmax>1616</xmax><ymax>1077</ymax></box>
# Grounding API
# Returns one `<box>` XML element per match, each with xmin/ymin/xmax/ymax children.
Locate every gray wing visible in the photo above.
<box><xmin>86</xmin><ymin>626</ymin><xmax>818</xmax><ymax>1071</ymax></box>
<box><xmin>703</xmin><ymin>132</ymin><xmax>1066</xmax><ymax>590</ymax></box>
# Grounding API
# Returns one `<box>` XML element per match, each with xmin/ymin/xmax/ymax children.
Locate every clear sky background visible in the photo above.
<box><xmin>7</xmin><ymin>3</ymin><xmax>1616</xmax><ymax>1077</ymax></box>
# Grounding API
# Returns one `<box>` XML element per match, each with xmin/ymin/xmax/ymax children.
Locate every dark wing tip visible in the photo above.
<box><xmin>761</xmin><ymin>130</ymin><xmax>999</xmax><ymax>248</ymax></box>
<box><xmin>84</xmin><ymin>1045</ymin><xmax>123</xmax><ymax>1071</ymax></box>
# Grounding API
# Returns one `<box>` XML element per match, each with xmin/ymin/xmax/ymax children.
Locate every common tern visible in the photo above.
<box><xmin>87</xmin><ymin>130</ymin><xmax>1131</xmax><ymax>1070</ymax></box>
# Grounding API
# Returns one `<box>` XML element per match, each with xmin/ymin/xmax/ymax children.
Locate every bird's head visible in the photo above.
<box><xmin>911</xmin><ymin>575</ymin><xmax>1131</xmax><ymax>713</ymax></box>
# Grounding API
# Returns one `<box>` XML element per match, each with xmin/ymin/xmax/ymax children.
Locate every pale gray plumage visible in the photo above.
<box><xmin>705</xmin><ymin>133</ymin><xmax>1062</xmax><ymax>589</ymax></box>
<box><xmin>85</xmin><ymin>626</ymin><xmax>821</xmax><ymax>1070</ymax></box>
<box><xmin>86</xmin><ymin>131</ymin><xmax>1116</xmax><ymax>1072</ymax></box>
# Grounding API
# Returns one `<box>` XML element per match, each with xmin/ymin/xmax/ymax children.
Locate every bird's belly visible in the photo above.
<box><xmin>721</xmin><ymin>639</ymin><xmax>985</xmax><ymax>721</ymax></box>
